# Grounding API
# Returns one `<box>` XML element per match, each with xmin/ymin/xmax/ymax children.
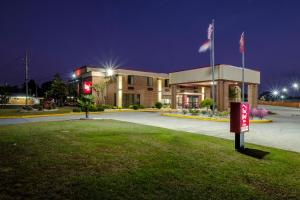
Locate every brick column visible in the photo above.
<box><xmin>216</xmin><ymin>81</ymin><xmax>229</xmax><ymax>111</ymax></box>
<box><xmin>171</xmin><ymin>85</ymin><xmax>177</xmax><ymax>109</ymax></box>
<box><xmin>248</xmin><ymin>84</ymin><xmax>258</xmax><ymax>108</ymax></box>
<box><xmin>204</xmin><ymin>86</ymin><xmax>211</xmax><ymax>99</ymax></box>
<box><xmin>116</xmin><ymin>75</ymin><xmax>123</xmax><ymax>108</ymax></box>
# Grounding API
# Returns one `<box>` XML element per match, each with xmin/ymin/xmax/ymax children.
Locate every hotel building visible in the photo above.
<box><xmin>73</xmin><ymin>64</ymin><xmax>260</xmax><ymax>111</ymax></box>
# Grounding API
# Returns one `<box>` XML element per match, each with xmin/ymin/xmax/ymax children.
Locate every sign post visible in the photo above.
<box><xmin>230</xmin><ymin>102</ymin><xmax>249</xmax><ymax>150</ymax></box>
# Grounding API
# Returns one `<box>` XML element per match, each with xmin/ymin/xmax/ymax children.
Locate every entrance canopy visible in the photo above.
<box><xmin>169</xmin><ymin>64</ymin><xmax>260</xmax><ymax>85</ymax></box>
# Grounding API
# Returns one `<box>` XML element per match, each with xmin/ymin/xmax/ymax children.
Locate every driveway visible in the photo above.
<box><xmin>0</xmin><ymin>105</ymin><xmax>300</xmax><ymax>153</ymax></box>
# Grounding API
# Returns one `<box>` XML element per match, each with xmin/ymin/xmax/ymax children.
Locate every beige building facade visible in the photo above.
<box><xmin>74</xmin><ymin>64</ymin><xmax>260</xmax><ymax>110</ymax></box>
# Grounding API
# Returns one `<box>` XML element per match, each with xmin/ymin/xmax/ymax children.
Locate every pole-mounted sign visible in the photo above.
<box><xmin>230</xmin><ymin>102</ymin><xmax>249</xmax><ymax>150</ymax></box>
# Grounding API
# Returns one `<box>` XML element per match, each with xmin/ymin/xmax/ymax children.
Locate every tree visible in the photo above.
<box><xmin>77</xmin><ymin>95</ymin><xmax>94</xmax><ymax>118</ymax></box>
<box><xmin>92</xmin><ymin>78</ymin><xmax>109</xmax><ymax>105</ymax></box>
<box><xmin>0</xmin><ymin>85</ymin><xmax>10</xmax><ymax>109</ymax></box>
<box><xmin>48</xmin><ymin>74</ymin><xmax>68</xmax><ymax>106</ymax></box>
<box><xmin>41</xmin><ymin>81</ymin><xmax>52</xmax><ymax>98</ymax></box>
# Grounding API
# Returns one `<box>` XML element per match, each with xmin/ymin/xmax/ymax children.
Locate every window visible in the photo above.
<box><xmin>164</xmin><ymin>79</ymin><xmax>169</xmax><ymax>87</ymax></box>
<box><xmin>123</xmin><ymin>93</ymin><xmax>140</xmax><ymax>107</ymax></box>
<box><xmin>147</xmin><ymin>77</ymin><xmax>153</xmax><ymax>87</ymax></box>
<box><xmin>128</xmin><ymin>75</ymin><xmax>134</xmax><ymax>85</ymax></box>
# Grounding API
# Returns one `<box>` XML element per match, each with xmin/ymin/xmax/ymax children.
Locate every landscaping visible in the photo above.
<box><xmin>0</xmin><ymin>120</ymin><xmax>299</xmax><ymax>199</ymax></box>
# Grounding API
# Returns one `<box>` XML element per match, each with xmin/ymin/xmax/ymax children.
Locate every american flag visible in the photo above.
<box><xmin>207</xmin><ymin>24</ymin><xmax>213</xmax><ymax>40</ymax></box>
<box><xmin>239</xmin><ymin>32</ymin><xmax>245</xmax><ymax>53</ymax></box>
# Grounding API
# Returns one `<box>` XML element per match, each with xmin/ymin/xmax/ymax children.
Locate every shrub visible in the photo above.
<box><xmin>43</xmin><ymin>100</ymin><xmax>55</xmax><ymax>110</ymax></box>
<box><xmin>249</xmin><ymin>108</ymin><xmax>258</xmax><ymax>119</ymax></box>
<box><xmin>163</xmin><ymin>103</ymin><xmax>170</xmax><ymax>108</ymax></box>
<box><xmin>139</xmin><ymin>105</ymin><xmax>145</xmax><ymax>109</ymax></box>
<box><xmin>182</xmin><ymin>109</ymin><xmax>188</xmax><ymax>115</ymax></box>
<box><xmin>129</xmin><ymin>104</ymin><xmax>139</xmax><ymax>110</ymax></box>
<box><xmin>256</xmin><ymin>108</ymin><xmax>268</xmax><ymax>119</ymax></box>
<box><xmin>89</xmin><ymin>105</ymin><xmax>97</xmax><ymax>112</ymax></box>
<box><xmin>132</xmin><ymin>104</ymin><xmax>139</xmax><ymax>110</ymax></box>
<box><xmin>97</xmin><ymin>106</ymin><xmax>105</xmax><ymax>112</ymax></box>
<box><xmin>73</xmin><ymin>107</ymin><xmax>82</xmax><ymax>112</ymax></box>
<box><xmin>200</xmin><ymin>98</ymin><xmax>213</xmax><ymax>111</ymax></box>
<box><xmin>189</xmin><ymin>109</ymin><xmax>199</xmax><ymax>115</ymax></box>
<box><xmin>201</xmin><ymin>110</ymin><xmax>207</xmax><ymax>115</ymax></box>
<box><xmin>155</xmin><ymin>102</ymin><xmax>163</xmax><ymax>109</ymax></box>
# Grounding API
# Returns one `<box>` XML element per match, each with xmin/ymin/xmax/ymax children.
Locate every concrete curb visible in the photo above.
<box><xmin>161</xmin><ymin>113</ymin><xmax>273</xmax><ymax>123</ymax></box>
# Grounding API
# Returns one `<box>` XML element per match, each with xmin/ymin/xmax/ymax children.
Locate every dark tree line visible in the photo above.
<box><xmin>0</xmin><ymin>73</ymin><xmax>76</xmax><ymax>107</ymax></box>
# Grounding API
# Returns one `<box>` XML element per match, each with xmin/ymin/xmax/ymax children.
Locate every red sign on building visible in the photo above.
<box><xmin>230</xmin><ymin>102</ymin><xmax>249</xmax><ymax>133</ymax></box>
<box><xmin>83</xmin><ymin>81</ymin><xmax>92</xmax><ymax>94</ymax></box>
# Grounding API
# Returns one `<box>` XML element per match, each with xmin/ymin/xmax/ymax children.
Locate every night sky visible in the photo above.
<box><xmin>1</xmin><ymin>0</ymin><xmax>300</xmax><ymax>91</ymax></box>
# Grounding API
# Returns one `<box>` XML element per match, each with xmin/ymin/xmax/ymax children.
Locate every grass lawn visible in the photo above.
<box><xmin>0</xmin><ymin>120</ymin><xmax>299</xmax><ymax>200</ymax></box>
<box><xmin>0</xmin><ymin>107</ymin><xmax>74</xmax><ymax>117</ymax></box>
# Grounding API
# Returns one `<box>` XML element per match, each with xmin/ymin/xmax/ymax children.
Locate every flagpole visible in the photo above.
<box><xmin>242</xmin><ymin>32</ymin><xmax>245</xmax><ymax>102</ymax></box>
<box><xmin>211</xmin><ymin>19</ymin><xmax>215</xmax><ymax>114</ymax></box>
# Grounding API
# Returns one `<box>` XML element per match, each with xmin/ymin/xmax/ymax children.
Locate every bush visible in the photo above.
<box><xmin>249</xmin><ymin>108</ymin><xmax>258</xmax><ymax>119</ymax></box>
<box><xmin>89</xmin><ymin>105</ymin><xmax>97</xmax><ymax>112</ymax></box>
<box><xmin>182</xmin><ymin>109</ymin><xmax>188</xmax><ymax>115</ymax></box>
<box><xmin>189</xmin><ymin>109</ymin><xmax>199</xmax><ymax>115</ymax></box>
<box><xmin>139</xmin><ymin>105</ymin><xmax>145</xmax><ymax>109</ymax></box>
<box><xmin>163</xmin><ymin>103</ymin><xmax>170</xmax><ymax>108</ymax></box>
<box><xmin>201</xmin><ymin>110</ymin><xmax>207</xmax><ymax>115</ymax></box>
<box><xmin>43</xmin><ymin>100</ymin><xmax>56</xmax><ymax>110</ymax></box>
<box><xmin>200</xmin><ymin>98</ymin><xmax>213</xmax><ymax>111</ymax></box>
<box><xmin>97</xmin><ymin>106</ymin><xmax>105</xmax><ymax>112</ymax></box>
<box><xmin>256</xmin><ymin>108</ymin><xmax>268</xmax><ymax>119</ymax></box>
<box><xmin>155</xmin><ymin>102</ymin><xmax>163</xmax><ymax>109</ymax></box>
<box><xmin>132</xmin><ymin>104</ymin><xmax>139</xmax><ymax>110</ymax></box>
<box><xmin>73</xmin><ymin>107</ymin><xmax>81</xmax><ymax>112</ymax></box>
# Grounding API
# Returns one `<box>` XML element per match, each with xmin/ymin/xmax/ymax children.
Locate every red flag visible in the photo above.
<box><xmin>239</xmin><ymin>32</ymin><xmax>245</xmax><ymax>53</ymax></box>
<box><xmin>207</xmin><ymin>24</ymin><xmax>213</xmax><ymax>40</ymax></box>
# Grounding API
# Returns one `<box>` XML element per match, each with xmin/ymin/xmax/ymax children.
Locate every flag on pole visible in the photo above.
<box><xmin>198</xmin><ymin>40</ymin><xmax>211</xmax><ymax>53</ymax></box>
<box><xmin>199</xmin><ymin>23</ymin><xmax>213</xmax><ymax>53</ymax></box>
<box><xmin>239</xmin><ymin>32</ymin><xmax>245</xmax><ymax>53</ymax></box>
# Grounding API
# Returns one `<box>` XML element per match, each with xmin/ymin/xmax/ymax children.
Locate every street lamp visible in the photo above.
<box><xmin>292</xmin><ymin>82</ymin><xmax>299</xmax><ymax>90</ymax></box>
<box><xmin>272</xmin><ymin>90</ymin><xmax>279</xmax><ymax>97</ymax></box>
<box><xmin>282</xmin><ymin>87</ymin><xmax>288</xmax><ymax>93</ymax></box>
<box><xmin>106</xmin><ymin>68</ymin><xmax>114</xmax><ymax>77</ymax></box>
<box><xmin>72</xmin><ymin>73</ymin><xmax>76</xmax><ymax>79</ymax></box>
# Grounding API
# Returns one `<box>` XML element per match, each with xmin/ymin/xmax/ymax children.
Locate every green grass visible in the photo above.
<box><xmin>0</xmin><ymin>120</ymin><xmax>299</xmax><ymax>200</ymax></box>
<box><xmin>0</xmin><ymin>107</ymin><xmax>74</xmax><ymax>116</ymax></box>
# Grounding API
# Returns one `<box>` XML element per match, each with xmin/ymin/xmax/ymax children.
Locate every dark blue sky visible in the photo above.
<box><xmin>1</xmin><ymin>0</ymin><xmax>300</xmax><ymax>91</ymax></box>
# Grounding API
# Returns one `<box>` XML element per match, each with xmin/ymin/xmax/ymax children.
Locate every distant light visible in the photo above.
<box><xmin>292</xmin><ymin>82</ymin><xmax>299</xmax><ymax>90</ymax></box>
<box><xmin>106</xmin><ymin>68</ymin><xmax>114</xmax><ymax>76</ymax></box>
<box><xmin>282</xmin><ymin>87</ymin><xmax>288</xmax><ymax>93</ymax></box>
<box><xmin>72</xmin><ymin>73</ymin><xmax>76</xmax><ymax>78</ymax></box>
<box><xmin>272</xmin><ymin>90</ymin><xmax>279</xmax><ymax>97</ymax></box>
<box><xmin>280</xmin><ymin>95</ymin><xmax>285</xmax><ymax>99</ymax></box>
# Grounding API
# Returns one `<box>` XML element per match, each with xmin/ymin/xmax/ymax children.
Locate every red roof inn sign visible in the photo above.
<box><xmin>230</xmin><ymin>102</ymin><xmax>249</xmax><ymax>150</ymax></box>
<box><xmin>83</xmin><ymin>81</ymin><xmax>92</xmax><ymax>94</ymax></box>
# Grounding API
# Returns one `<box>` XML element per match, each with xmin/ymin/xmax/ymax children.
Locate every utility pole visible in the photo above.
<box><xmin>24</xmin><ymin>51</ymin><xmax>29</xmax><ymax>106</ymax></box>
